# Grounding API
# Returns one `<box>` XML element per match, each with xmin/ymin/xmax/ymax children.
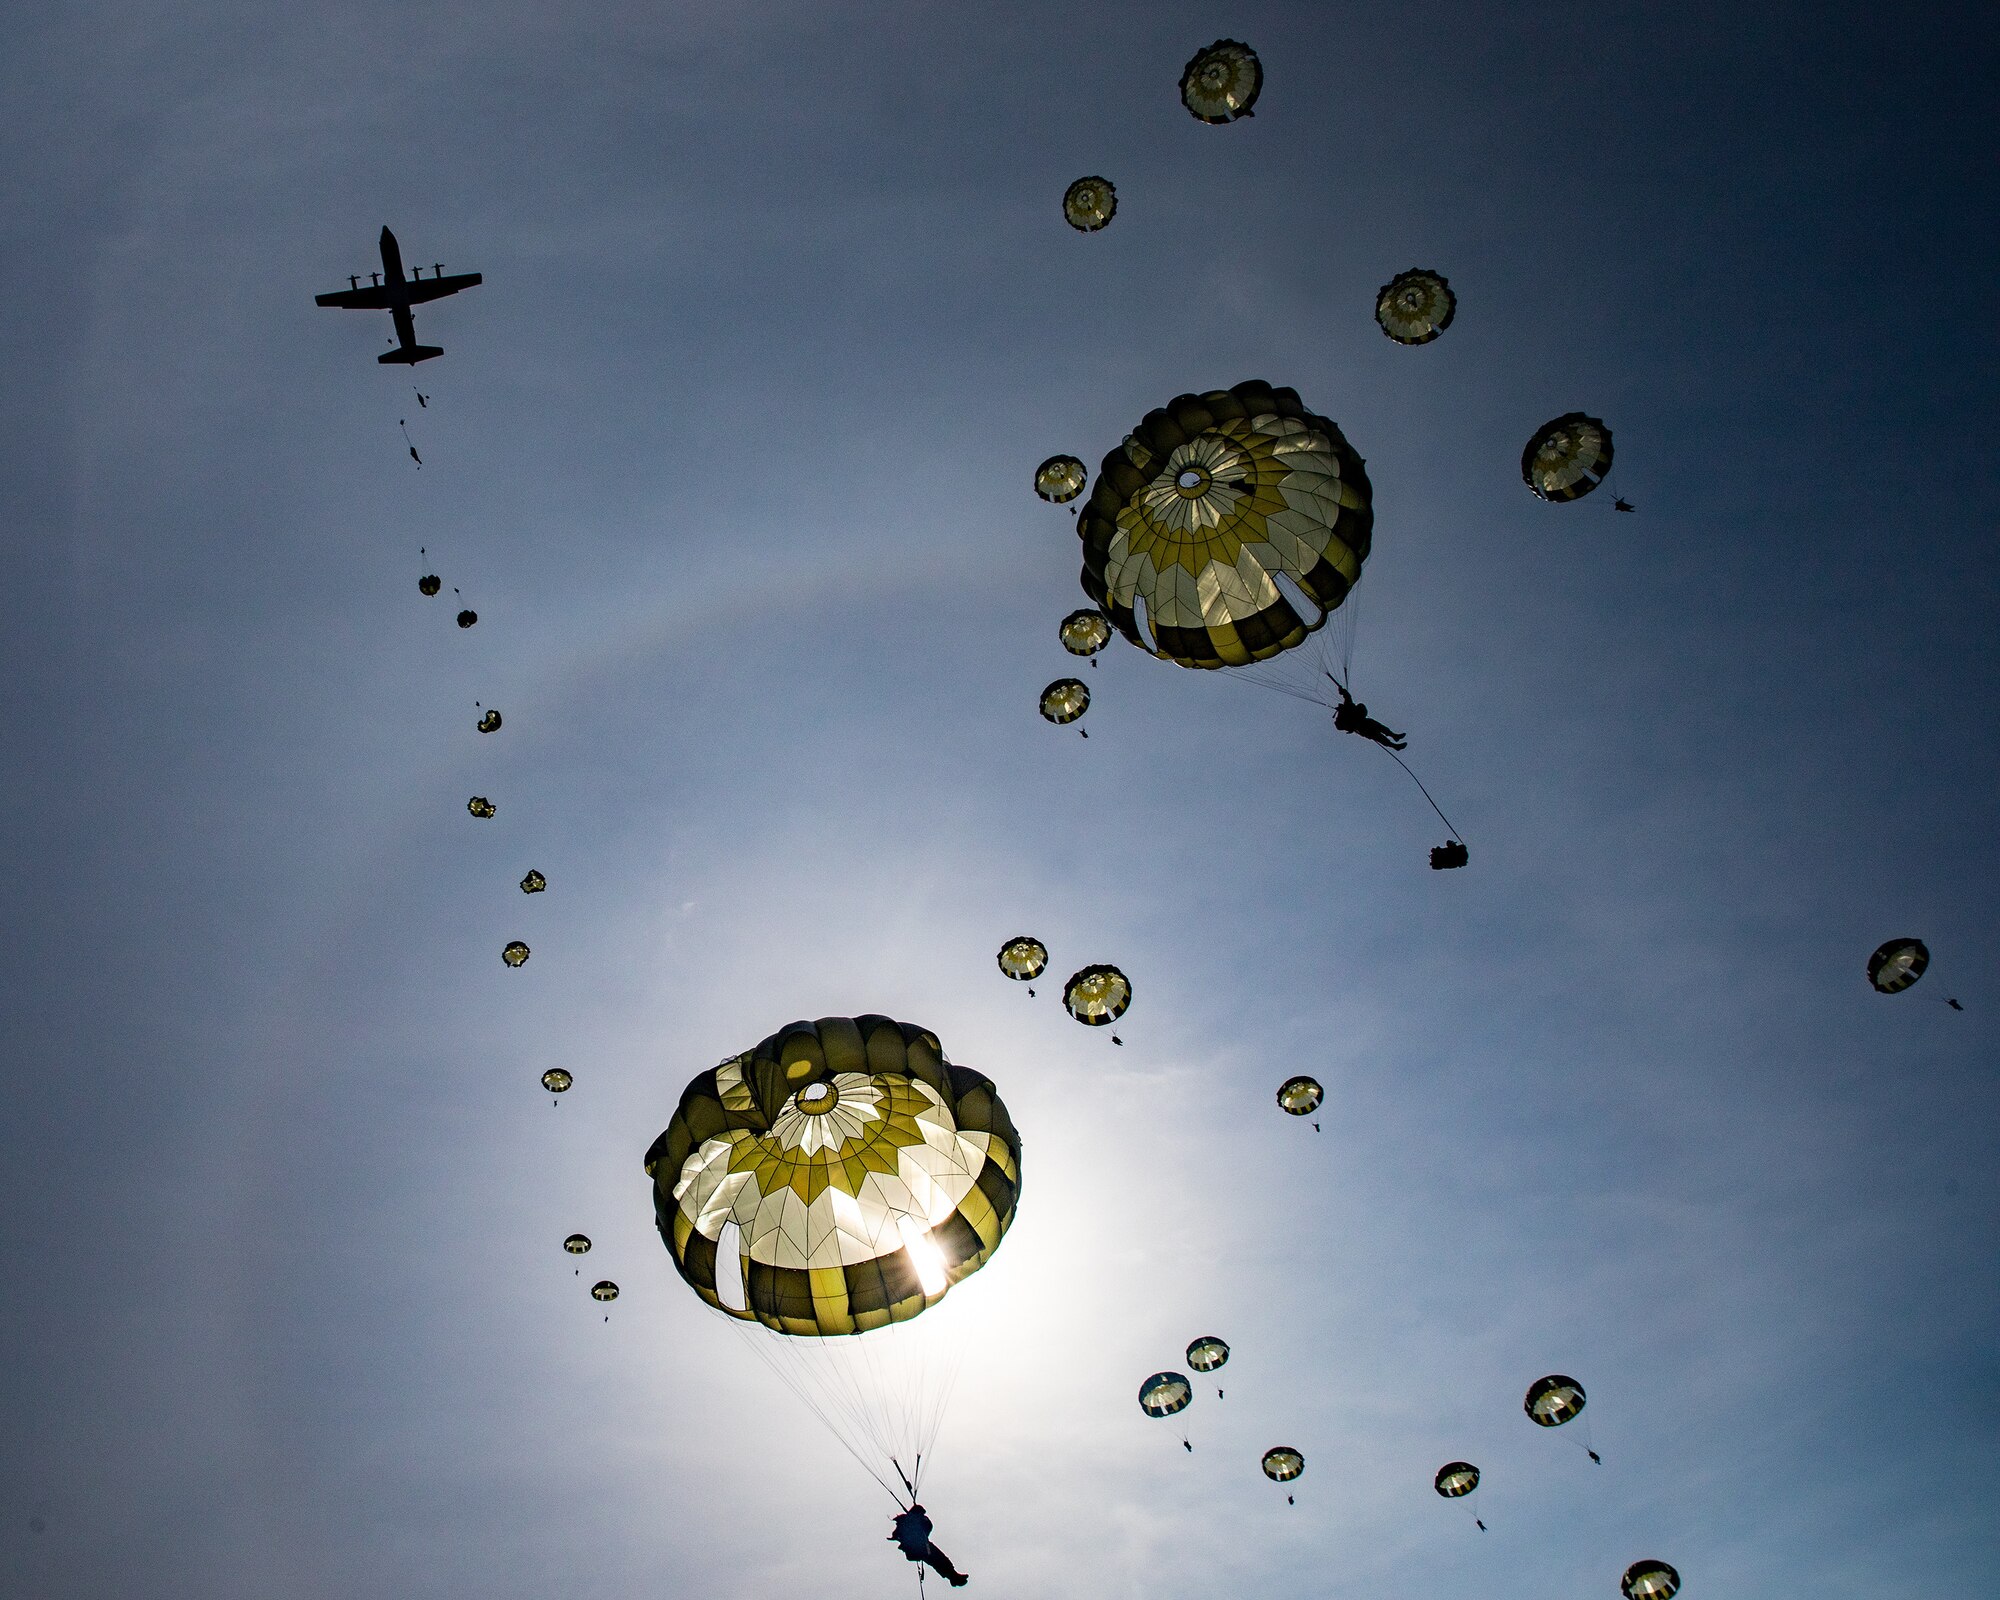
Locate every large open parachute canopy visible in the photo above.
<box><xmin>541</xmin><ymin>1068</ymin><xmax>572</xmax><ymax>1094</ymax></box>
<box><xmin>1039</xmin><ymin>678</ymin><xmax>1090</xmax><ymax>725</ymax></box>
<box><xmin>1525</xmin><ymin>1374</ymin><xmax>1587</xmax><ymax>1426</ymax></box>
<box><xmin>1522</xmin><ymin>413</ymin><xmax>1614</xmax><ymax>502</ymax></box>
<box><xmin>1435</xmin><ymin>1461</ymin><xmax>1480</xmax><ymax>1497</ymax></box>
<box><xmin>1063</xmin><ymin>964</ymin><xmax>1130</xmax><ymax>1026</ymax></box>
<box><xmin>996</xmin><ymin>936</ymin><xmax>1048</xmax><ymax>982</ymax></box>
<box><xmin>1277</xmin><ymin>1075</ymin><xmax>1323</xmax><ymax>1115</ymax></box>
<box><xmin>1186</xmin><ymin>1336</ymin><xmax>1230</xmax><ymax>1372</ymax></box>
<box><xmin>1867</xmin><ymin>937</ymin><xmax>1929</xmax><ymax>993</ymax></box>
<box><xmin>1139</xmin><ymin>1372</ymin><xmax>1192</xmax><ymax>1417</ymax></box>
<box><xmin>644</xmin><ymin>1016</ymin><xmax>1021</xmax><ymax>1337</ymax></box>
<box><xmin>1059</xmin><ymin>609</ymin><xmax>1113</xmax><ymax>658</ymax></box>
<box><xmin>1622</xmin><ymin>1560</ymin><xmax>1681</xmax><ymax>1599</ymax></box>
<box><xmin>1262</xmin><ymin>1446</ymin><xmax>1305</xmax><ymax>1481</ymax></box>
<box><xmin>1375</xmin><ymin>268</ymin><xmax>1457</xmax><ymax>345</ymax></box>
<box><xmin>1179</xmin><ymin>39</ymin><xmax>1262</xmax><ymax>123</ymax></box>
<box><xmin>563</xmin><ymin>1233</ymin><xmax>591</xmax><ymax>1255</ymax></box>
<box><xmin>1036</xmin><ymin>455</ymin><xmax>1088</xmax><ymax>504</ymax></box>
<box><xmin>1077</xmin><ymin>381</ymin><xmax>1373</xmax><ymax>670</ymax></box>
<box><xmin>1063</xmin><ymin>176</ymin><xmax>1117</xmax><ymax>232</ymax></box>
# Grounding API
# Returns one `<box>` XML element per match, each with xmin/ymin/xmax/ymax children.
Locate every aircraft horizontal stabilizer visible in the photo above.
<box><xmin>379</xmin><ymin>345</ymin><xmax>445</xmax><ymax>366</ymax></box>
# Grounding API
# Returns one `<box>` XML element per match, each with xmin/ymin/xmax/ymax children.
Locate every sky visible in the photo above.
<box><xmin>2</xmin><ymin>2</ymin><xmax>1996</xmax><ymax>1596</ymax></box>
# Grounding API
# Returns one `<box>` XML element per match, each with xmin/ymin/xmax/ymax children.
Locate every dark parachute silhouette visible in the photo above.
<box><xmin>456</xmin><ymin>609</ymin><xmax>478</xmax><ymax>628</ymax></box>
<box><xmin>467</xmin><ymin>796</ymin><xmax>497</xmax><ymax>818</ymax></box>
<box><xmin>1059</xmin><ymin>609</ymin><xmax>1113</xmax><ymax>665</ymax></box>
<box><xmin>541</xmin><ymin>1067</ymin><xmax>572</xmax><ymax>1102</ymax></box>
<box><xmin>564</xmin><ymin>1233</ymin><xmax>591</xmax><ymax>1273</ymax></box>
<box><xmin>997</xmin><ymin>936</ymin><xmax>1048</xmax><ymax>984</ymax></box>
<box><xmin>1064</xmin><ymin>965</ymin><xmax>1130</xmax><ymax>1031</ymax></box>
<box><xmin>1523</xmin><ymin>413</ymin><xmax>1614</xmax><ymax>502</ymax></box>
<box><xmin>1277</xmin><ymin>1075</ymin><xmax>1323</xmax><ymax>1130</ymax></box>
<box><xmin>591</xmin><ymin>1280</ymin><xmax>618</xmax><ymax>1319</ymax></box>
<box><xmin>520</xmin><ymin>869</ymin><xmax>547</xmax><ymax>894</ymax></box>
<box><xmin>1063</xmin><ymin>176</ymin><xmax>1117</xmax><ymax>232</ymax></box>
<box><xmin>1431</xmin><ymin>841</ymin><xmax>1470</xmax><ymax>871</ymax></box>
<box><xmin>1187</xmin><ymin>1336</ymin><xmax>1229</xmax><ymax>1396</ymax></box>
<box><xmin>477</xmin><ymin>709</ymin><xmax>502</xmax><ymax>733</ymax></box>
<box><xmin>1036</xmin><ymin>455</ymin><xmax>1088</xmax><ymax>504</ymax></box>
<box><xmin>1040</xmin><ymin>677</ymin><xmax>1090</xmax><ymax>735</ymax></box>
<box><xmin>645</xmin><ymin>1016</ymin><xmax>1020</xmax><ymax>1506</ymax></box>
<box><xmin>1436</xmin><ymin>1461</ymin><xmax>1485</xmax><ymax>1529</ymax></box>
<box><xmin>1139</xmin><ymin>1372</ymin><xmax>1192</xmax><ymax>1417</ymax></box>
<box><xmin>1262</xmin><ymin>1445</ymin><xmax>1303</xmax><ymax>1503</ymax></box>
<box><xmin>1375</xmin><ymin>269</ymin><xmax>1457</xmax><ymax>345</ymax></box>
<box><xmin>1867</xmin><ymin>937</ymin><xmax>1928</xmax><ymax>993</ymax></box>
<box><xmin>1180</xmin><ymin>39</ymin><xmax>1262</xmax><ymax>123</ymax></box>
<box><xmin>1622</xmin><ymin>1560</ymin><xmax>1681</xmax><ymax>1600</ymax></box>
<box><xmin>419</xmin><ymin>574</ymin><xmax>441</xmax><ymax>596</ymax></box>
<box><xmin>502</xmin><ymin>941</ymin><xmax>531</xmax><ymax>968</ymax></box>
<box><xmin>1527</xmin><ymin>1374</ymin><xmax>1599</xmax><ymax>1461</ymax></box>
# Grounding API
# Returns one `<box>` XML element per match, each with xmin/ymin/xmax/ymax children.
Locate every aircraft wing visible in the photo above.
<box><xmin>404</xmin><ymin>272</ymin><xmax>483</xmax><ymax>306</ymax></box>
<box><xmin>315</xmin><ymin>284</ymin><xmax>395</xmax><ymax>309</ymax></box>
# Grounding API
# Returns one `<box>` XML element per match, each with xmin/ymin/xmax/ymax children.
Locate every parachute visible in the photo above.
<box><xmin>1063</xmin><ymin>965</ymin><xmax>1130</xmax><ymax>1027</ymax></box>
<box><xmin>1276</xmin><ymin>1076</ymin><xmax>1323</xmax><ymax>1116</ymax></box>
<box><xmin>1059</xmin><ymin>609</ymin><xmax>1113</xmax><ymax>660</ymax></box>
<box><xmin>467</xmin><ymin>796</ymin><xmax>496</xmax><ymax>819</ymax></box>
<box><xmin>563</xmin><ymin>1233</ymin><xmax>592</xmax><ymax>1255</ymax></box>
<box><xmin>1867</xmin><ymin>937</ymin><xmax>1928</xmax><ymax>993</ymax></box>
<box><xmin>1525</xmin><ymin>1374</ymin><xmax>1586</xmax><ymax>1426</ymax></box>
<box><xmin>1180</xmin><ymin>40</ymin><xmax>1262</xmax><ymax>123</ymax></box>
<box><xmin>1063</xmin><ymin>176</ymin><xmax>1117</xmax><ymax>232</ymax></box>
<box><xmin>477</xmin><ymin>709</ymin><xmax>502</xmax><ymax>733</ymax></box>
<box><xmin>456</xmin><ymin>609</ymin><xmax>478</xmax><ymax>628</ymax></box>
<box><xmin>996</xmin><ymin>937</ymin><xmax>1048</xmax><ymax>982</ymax></box>
<box><xmin>1522</xmin><ymin>413</ymin><xmax>1614</xmax><ymax>502</ymax></box>
<box><xmin>1077</xmin><ymin>381</ymin><xmax>1372</xmax><ymax>671</ymax></box>
<box><xmin>1375</xmin><ymin>269</ymin><xmax>1457</xmax><ymax>345</ymax></box>
<box><xmin>1261</xmin><ymin>1446</ymin><xmax>1303</xmax><ymax>1481</ymax></box>
<box><xmin>1040</xmin><ymin>678</ymin><xmax>1090</xmax><ymax>726</ymax></box>
<box><xmin>541</xmin><ymin>1068</ymin><xmax>572</xmax><ymax>1095</ymax></box>
<box><xmin>644</xmin><ymin>1016</ymin><xmax>1021</xmax><ymax>1501</ymax></box>
<box><xmin>1139</xmin><ymin>1372</ymin><xmax>1191</xmax><ymax>1417</ymax></box>
<box><xmin>1435</xmin><ymin>1461</ymin><xmax>1479</xmax><ymax>1497</ymax></box>
<box><xmin>1622</xmin><ymin>1561</ymin><xmax>1680</xmax><ymax>1600</ymax></box>
<box><xmin>419</xmin><ymin>574</ymin><xmax>441</xmax><ymax>596</ymax></box>
<box><xmin>1186</xmin><ymin>1336</ymin><xmax>1229</xmax><ymax>1373</ymax></box>
<box><xmin>520</xmin><ymin>870</ymin><xmax>548</xmax><ymax>894</ymax></box>
<box><xmin>1036</xmin><ymin>456</ymin><xmax>1088</xmax><ymax>504</ymax></box>
<box><xmin>502</xmin><ymin>940</ymin><xmax>531</xmax><ymax>968</ymax></box>
<box><xmin>591</xmin><ymin>1280</ymin><xmax>618</xmax><ymax>1302</ymax></box>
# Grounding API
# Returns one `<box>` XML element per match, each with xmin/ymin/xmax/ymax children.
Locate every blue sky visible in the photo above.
<box><xmin>2</xmin><ymin>3</ymin><xmax>1995</xmax><ymax>1597</ymax></box>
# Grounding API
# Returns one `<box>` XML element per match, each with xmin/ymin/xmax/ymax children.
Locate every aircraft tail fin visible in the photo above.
<box><xmin>379</xmin><ymin>345</ymin><xmax>444</xmax><ymax>366</ymax></box>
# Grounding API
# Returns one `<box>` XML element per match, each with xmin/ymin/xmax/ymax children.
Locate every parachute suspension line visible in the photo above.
<box><xmin>1380</xmin><ymin>746</ymin><xmax>1463</xmax><ymax>843</ymax></box>
<box><xmin>733</xmin><ymin>1327</ymin><xmax>906</xmax><ymax>1508</ymax></box>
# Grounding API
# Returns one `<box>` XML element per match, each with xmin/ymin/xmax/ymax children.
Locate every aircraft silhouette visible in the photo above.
<box><xmin>316</xmin><ymin>227</ymin><xmax>481</xmax><ymax>365</ymax></box>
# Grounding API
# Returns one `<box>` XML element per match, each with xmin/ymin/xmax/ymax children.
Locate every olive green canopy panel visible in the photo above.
<box><xmin>1868</xmin><ymin>937</ymin><xmax>1928</xmax><ymax>993</ymax></box>
<box><xmin>645</xmin><ymin>1016</ymin><xmax>1022</xmax><ymax>1338</ymax></box>
<box><xmin>1186</xmin><ymin>1336</ymin><xmax>1229</xmax><ymax>1373</ymax></box>
<box><xmin>1277</xmin><ymin>1075</ymin><xmax>1323</xmax><ymax>1115</ymax></box>
<box><xmin>1376</xmin><ymin>269</ymin><xmax>1457</xmax><ymax>345</ymax></box>
<box><xmin>1139</xmin><ymin>1372</ymin><xmax>1192</xmax><ymax>1417</ymax></box>
<box><xmin>1435</xmin><ymin>1461</ymin><xmax>1480</xmax><ymax>1498</ymax></box>
<box><xmin>1522</xmin><ymin>413</ymin><xmax>1614</xmax><ymax>501</ymax></box>
<box><xmin>996</xmin><ymin>937</ymin><xmax>1048</xmax><ymax>982</ymax></box>
<box><xmin>1077</xmin><ymin>381</ymin><xmax>1374</xmax><ymax>670</ymax></box>
<box><xmin>1063</xmin><ymin>965</ymin><xmax>1130</xmax><ymax>1026</ymax></box>
<box><xmin>1180</xmin><ymin>40</ymin><xmax>1262</xmax><ymax>123</ymax></box>
<box><xmin>1036</xmin><ymin>455</ymin><xmax>1088</xmax><ymax>503</ymax></box>
<box><xmin>1059</xmin><ymin>609</ymin><xmax>1113</xmax><ymax>659</ymax></box>
<box><xmin>1622</xmin><ymin>1560</ymin><xmax>1680</xmax><ymax>1600</ymax></box>
<box><xmin>1040</xmin><ymin>678</ymin><xmax>1090</xmax><ymax>725</ymax></box>
<box><xmin>1063</xmin><ymin>176</ymin><xmax>1117</xmax><ymax>232</ymax></box>
<box><xmin>1261</xmin><ymin>1446</ymin><xmax>1304</xmax><ymax>1481</ymax></box>
<box><xmin>1525</xmin><ymin>1374</ymin><xmax>1587</xmax><ymax>1426</ymax></box>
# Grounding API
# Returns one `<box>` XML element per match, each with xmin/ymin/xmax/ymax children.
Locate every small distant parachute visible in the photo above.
<box><xmin>541</xmin><ymin>1067</ymin><xmax>572</xmax><ymax>1095</ymax></box>
<box><xmin>521</xmin><ymin>869</ymin><xmax>547</xmax><ymax>894</ymax></box>
<box><xmin>1059</xmin><ymin>609</ymin><xmax>1113</xmax><ymax>660</ymax></box>
<box><xmin>1867</xmin><ymin>937</ymin><xmax>1928</xmax><ymax>994</ymax></box>
<box><xmin>1186</xmin><ymin>1336</ymin><xmax>1229</xmax><ymax>1373</ymax></box>
<box><xmin>1526</xmin><ymin>1374</ymin><xmax>1587</xmax><ymax>1427</ymax></box>
<box><xmin>1435</xmin><ymin>1461</ymin><xmax>1480</xmax><ymax>1498</ymax></box>
<box><xmin>1036</xmin><ymin>456</ymin><xmax>1088</xmax><ymax>504</ymax></box>
<box><xmin>502</xmin><ymin>941</ymin><xmax>531</xmax><ymax>968</ymax></box>
<box><xmin>456</xmin><ymin>609</ymin><xmax>478</xmax><ymax>628</ymax></box>
<box><xmin>1040</xmin><ymin>677</ymin><xmax>1090</xmax><ymax>726</ymax></box>
<box><xmin>477</xmin><ymin>709</ymin><xmax>502</xmax><ymax>733</ymax></box>
<box><xmin>1262</xmin><ymin>1446</ymin><xmax>1304</xmax><ymax>1481</ymax></box>
<box><xmin>1376</xmin><ymin>269</ymin><xmax>1457</xmax><ymax>345</ymax></box>
<box><xmin>591</xmin><ymin>1280</ymin><xmax>619</xmax><ymax>1302</ymax></box>
<box><xmin>467</xmin><ymin>796</ymin><xmax>496</xmax><ymax>818</ymax></box>
<box><xmin>1622</xmin><ymin>1561</ymin><xmax>1681</xmax><ymax>1600</ymax></box>
<box><xmin>997</xmin><ymin>936</ymin><xmax>1049</xmax><ymax>982</ymax></box>
<box><xmin>1522</xmin><ymin>413</ymin><xmax>1614</xmax><ymax>502</ymax></box>
<box><xmin>419</xmin><ymin>574</ymin><xmax>441</xmax><ymax>596</ymax></box>
<box><xmin>564</xmin><ymin>1233</ymin><xmax>592</xmax><ymax>1255</ymax></box>
<box><xmin>1180</xmin><ymin>39</ymin><xmax>1262</xmax><ymax>123</ymax></box>
<box><xmin>1063</xmin><ymin>176</ymin><xmax>1117</xmax><ymax>232</ymax></box>
<box><xmin>1139</xmin><ymin>1372</ymin><xmax>1192</xmax><ymax>1417</ymax></box>
<box><xmin>1063</xmin><ymin>964</ymin><xmax>1130</xmax><ymax>1027</ymax></box>
<box><xmin>1277</xmin><ymin>1076</ymin><xmax>1323</xmax><ymax>1116</ymax></box>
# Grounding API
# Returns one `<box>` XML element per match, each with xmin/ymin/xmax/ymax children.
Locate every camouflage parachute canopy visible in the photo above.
<box><xmin>1036</xmin><ymin>455</ymin><xmax>1088</xmax><ymax>504</ymax></box>
<box><xmin>1867</xmin><ymin>937</ymin><xmax>1928</xmax><ymax>993</ymax></box>
<box><xmin>1375</xmin><ymin>268</ymin><xmax>1457</xmax><ymax>345</ymax></box>
<box><xmin>1522</xmin><ymin>413</ymin><xmax>1614</xmax><ymax>502</ymax></box>
<box><xmin>644</xmin><ymin>1016</ymin><xmax>1022</xmax><ymax>1337</ymax></box>
<box><xmin>996</xmin><ymin>937</ymin><xmax>1048</xmax><ymax>982</ymax></box>
<box><xmin>1063</xmin><ymin>176</ymin><xmax>1117</xmax><ymax>232</ymax></box>
<box><xmin>1262</xmin><ymin>1446</ymin><xmax>1304</xmax><ymax>1482</ymax></box>
<box><xmin>1186</xmin><ymin>1336</ymin><xmax>1230</xmax><ymax>1372</ymax></box>
<box><xmin>1180</xmin><ymin>39</ymin><xmax>1262</xmax><ymax>123</ymax></box>
<box><xmin>1435</xmin><ymin>1461</ymin><xmax>1480</xmax><ymax>1498</ymax></box>
<box><xmin>1139</xmin><ymin>1372</ymin><xmax>1192</xmax><ymax>1417</ymax></box>
<box><xmin>1622</xmin><ymin>1561</ymin><xmax>1681</xmax><ymax>1600</ymax></box>
<box><xmin>1040</xmin><ymin>678</ymin><xmax>1090</xmax><ymax>725</ymax></box>
<box><xmin>1525</xmin><ymin>1374</ymin><xmax>1587</xmax><ymax>1426</ymax></box>
<box><xmin>1059</xmin><ymin>609</ymin><xmax>1113</xmax><ymax>658</ymax></box>
<box><xmin>1063</xmin><ymin>964</ymin><xmax>1130</xmax><ymax>1026</ymax></box>
<box><xmin>1277</xmin><ymin>1075</ymin><xmax>1323</xmax><ymax>1115</ymax></box>
<box><xmin>1077</xmin><ymin>381</ymin><xmax>1373</xmax><ymax>669</ymax></box>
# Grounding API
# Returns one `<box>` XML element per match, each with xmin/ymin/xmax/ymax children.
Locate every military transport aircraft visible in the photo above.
<box><xmin>315</xmin><ymin>227</ymin><xmax>481</xmax><ymax>365</ymax></box>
